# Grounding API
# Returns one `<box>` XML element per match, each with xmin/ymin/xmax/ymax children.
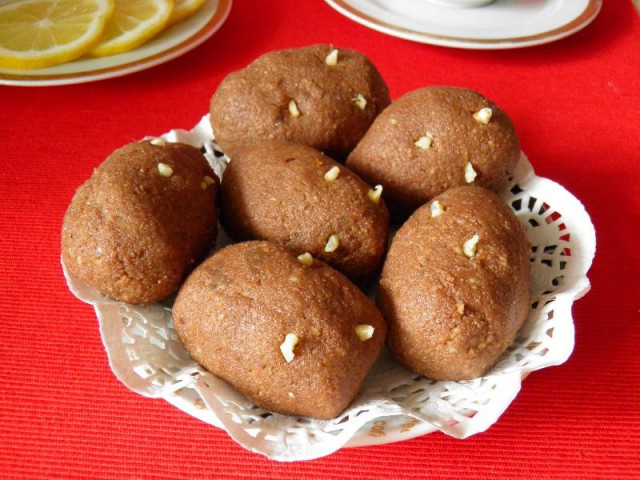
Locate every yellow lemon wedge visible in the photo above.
<box><xmin>0</xmin><ymin>0</ymin><xmax>114</xmax><ymax>70</ymax></box>
<box><xmin>90</xmin><ymin>0</ymin><xmax>173</xmax><ymax>57</ymax></box>
<box><xmin>167</xmin><ymin>0</ymin><xmax>205</xmax><ymax>27</ymax></box>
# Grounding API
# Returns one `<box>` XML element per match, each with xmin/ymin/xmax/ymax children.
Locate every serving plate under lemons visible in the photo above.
<box><xmin>0</xmin><ymin>0</ymin><xmax>231</xmax><ymax>87</ymax></box>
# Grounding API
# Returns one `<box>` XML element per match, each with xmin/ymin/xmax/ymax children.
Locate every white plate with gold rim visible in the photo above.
<box><xmin>325</xmin><ymin>0</ymin><xmax>602</xmax><ymax>49</ymax></box>
<box><xmin>0</xmin><ymin>0</ymin><xmax>231</xmax><ymax>87</ymax></box>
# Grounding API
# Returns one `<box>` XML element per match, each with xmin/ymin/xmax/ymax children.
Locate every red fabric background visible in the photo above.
<box><xmin>1</xmin><ymin>0</ymin><xmax>639</xmax><ymax>478</ymax></box>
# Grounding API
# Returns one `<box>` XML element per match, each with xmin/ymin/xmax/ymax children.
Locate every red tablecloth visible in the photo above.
<box><xmin>1</xmin><ymin>0</ymin><xmax>639</xmax><ymax>478</ymax></box>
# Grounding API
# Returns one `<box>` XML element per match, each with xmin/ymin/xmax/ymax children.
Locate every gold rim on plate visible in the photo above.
<box><xmin>326</xmin><ymin>0</ymin><xmax>602</xmax><ymax>49</ymax></box>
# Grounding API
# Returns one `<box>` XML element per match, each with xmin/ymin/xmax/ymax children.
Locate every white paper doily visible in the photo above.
<box><xmin>63</xmin><ymin>114</ymin><xmax>596</xmax><ymax>461</ymax></box>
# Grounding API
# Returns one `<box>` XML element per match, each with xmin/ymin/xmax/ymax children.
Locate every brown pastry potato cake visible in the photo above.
<box><xmin>62</xmin><ymin>140</ymin><xmax>218</xmax><ymax>304</ymax></box>
<box><xmin>209</xmin><ymin>44</ymin><xmax>391</xmax><ymax>160</ymax></box>
<box><xmin>220</xmin><ymin>141</ymin><xmax>389</xmax><ymax>279</ymax></box>
<box><xmin>346</xmin><ymin>86</ymin><xmax>520</xmax><ymax>216</ymax></box>
<box><xmin>173</xmin><ymin>241</ymin><xmax>387</xmax><ymax>419</ymax></box>
<box><xmin>377</xmin><ymin>186</ymin><xmax>530</xmax><ymax>381</ymax></box>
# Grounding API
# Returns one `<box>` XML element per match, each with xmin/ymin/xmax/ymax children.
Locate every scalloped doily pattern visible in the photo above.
<box><xmin>63</xmin><ymin>114</ymin><xmax>596</xmax><ymax>461</ymax></box>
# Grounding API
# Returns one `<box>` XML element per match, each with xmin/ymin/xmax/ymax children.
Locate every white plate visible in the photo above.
<box><xmin>325</xmin><ymin>0</ymin><xmax>602</xmax><ymax>49</ymax></box>
<box><xmin>62</xmin><ymin>114</ymin><xmax>596</xmax><ymax>461</ymax></box>
<box><xmin>0</xmin><ymin>0</ymin><xmax>232</xmax><ymax>87</ymax></box>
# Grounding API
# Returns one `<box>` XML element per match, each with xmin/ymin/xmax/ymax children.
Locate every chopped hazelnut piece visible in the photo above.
<box><xmin>150</xmin><ymin>138</ymin><xmax>166</xmax><ymax>146</ymax></box>
<box><xmin>367</xmin><ymin>184</ymin><xmax>383</xmax><ymax>203</ymax></box>
<box><xmin>324</xmin><ymin>166</ymin><xmax>340</xmax><ymax>182</ymax></box>
<box><xmin>464</xmin><ymin>162</ymin><xmax>477</xmax><ymax>183</ymax></box>
<box><xmin>430</xmin><ymin>200</ymin><xmax>445</xmax><ymax>218</ymax></box>
<box><xmin>355</xmin><ymin>324</ymin><xmax>374</xmax><ymax>341</ymax></box>
<box><xmin>288</xmin><ymin>100</ymin><xmax>301</xmax><ymax>118</ymax></box>
<box><xmin>414</xmin><ymin>133</ymin><xmax>433</xmax><ymax>150</ymax></box>
<box><xmin>462</xmin><ymin>234</ymin><xmax>480</xmax><ymax>258</ymax></box>
<box><xmin>280</xmin><ymin>333</ymin><xmax>299</xmax><ymax>363</ymax></box>
<box><xmin>201</xmin><ymin>175</ymin><xmax>215</xmax><ymax>190</ymax></box>
<box><xmin>324</xmin><ymin>234</ymin><xmax>340</xmax><ymax>253</ymax></box>
<box><xmin>297</xmin><ymin>252</ymin><xmax>313</xmax><ymax>266</ymax></box>
<box><xmin>457</xmin><ymin>303</ymin><xmax>465</xmax><ymax>315</ymax></box>
<box><xmin>473</xmin><ymin>107</ymin><xmax>493</xmax><ymax>124</ymax></box>
<box><xmin>325</xmin><ymin>48</ymin><xmax>339</xmax><ymax>66</ymax></box>
<box><xmin>352</xmin><ymin>93</ymin><xmax>367</xmax><ymax>110</ymax></box>
<box><xmin>157</xmin><ymin>163</ymin><xmax>173</xmax><ymax>177</ymax></box>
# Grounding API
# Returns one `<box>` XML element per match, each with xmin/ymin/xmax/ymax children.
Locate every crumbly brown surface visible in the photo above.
<box><xmin>209</xmin><ymin>44</ymin><xmax>390</xmax><ymax>160</ymax></box>
<box><xmin>173</xmin><ymin>241</ymin><xmax>387</xmax><ymax>419</ymax></box>
<box><xmin>377</xmin><ymin>186</ymin><xmax>530</xmax><ymax>380</ymax></box>
<box><xmin>61</xmin><ymin>141</ymin><xmax>218</xmax><ymax>304</ymax></box>
<box><xmin>346</xmin><ymin>86</ymin><xmax>520</xmax><ymax>217</ymax></box>
<box><xmin>219</xmin><ymin>141</ymin><xmax>389</xmax><ymax>279</ymax></box>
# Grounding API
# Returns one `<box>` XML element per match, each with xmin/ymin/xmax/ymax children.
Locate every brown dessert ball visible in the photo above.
<box><xmin>377</xmin><ymin>186</ymin><xmax>530</xmax><ymax>381</ymax></box>
<box><xmin>209</xmin><ymin>44</ymin><xmax>390</xmax><ymax>160</ymax></box>
<box><xmin>173</xmin><ymin>241</ymin><xmax>387</xmax><ymax>419</ymax></box>
<box><xmin>346</xmin><ymin>86</ymin><xmax>520</xmax><ymax>216</ymax></box>
<box><xmin>219</xmin><ymin>141</ymin><xmax>389</xmax><ymax>279</ymax></box>
<box><xmin>62</xmin><ymin>140</ymin><xmax>218</xmax><ymax>304</ymax></box>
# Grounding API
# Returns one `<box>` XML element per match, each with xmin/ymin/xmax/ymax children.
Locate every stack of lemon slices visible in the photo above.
<box><xmin>0</xmin><ymin>0</ymin><xmax>206</xmax><ymax>70</ymax></box>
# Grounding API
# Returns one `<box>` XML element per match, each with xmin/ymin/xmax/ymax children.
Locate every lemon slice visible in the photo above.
<box><xmin>167</xmin><ymin>0</ymin><xmax>205</xmax><ymax>27</ymax></box>
<box><xmin>90</xmin><ymin>0</ymin><xmax>173</xmax><ymax>57</ymax></box>
<box><xmin>0</xmin><ymin>0</ymin><xmax>114</xmax><ymax>70</ymax></box>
